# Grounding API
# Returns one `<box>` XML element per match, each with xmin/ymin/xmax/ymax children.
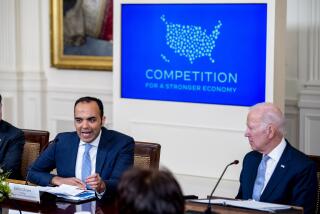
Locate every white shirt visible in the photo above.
<box><xmin>75</xmin><ymin>131</ymin><xmax>101</xmax><ymax>180</ymax></box>
<box><xmin>262</xmin><ymin>138</ymin><xmax>287</xmax><ymax>191</ymax></box>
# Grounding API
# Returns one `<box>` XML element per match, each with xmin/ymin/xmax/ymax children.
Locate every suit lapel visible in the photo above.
<box><xmin>70</xmin><ymin>134</ymin><xmax>81</xmax><ymax>175</ymax></box>
<box><xmin>95</xmin><ymin>128</ymin><xmax>112</xmax><ymax>174</ymax></box>
<box><xmin>260</xmin><ymin>142</ymin><xmax>292</xmax><ymax>200</ymax></box>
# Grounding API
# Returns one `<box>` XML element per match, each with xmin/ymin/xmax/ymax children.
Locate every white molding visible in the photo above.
<box><xmin>130</xmin><ymin>120</ymin><xmax>244</xmax><ymax>134</ymax></box>
<box><xmin>47</xmin><ymin>86</ymin><xmax>113</xmax><ymax>96</ymax></box>
<box><xmin>0</xmin><ymin>70</ymin><xmax>46</xmax><ymax>80</ymax></box>
<box><xmin>298</xmin><ymin>88</ymin><xmax>320</xmax><ymax>153</ymax></box>
<box><xmin>299</xmin><ymin>90</ymin><xmax>320</xmax><ymax>109</ymax></box>
<box><xmin>297</xmin><ymin>0</ymin><xmax>320</xmax><ymax>155</ymax></box>
<box><xmin>284</xmin><ymin>98</ymin><xmax>299</xmax><ymax>148</ymax></box>
<box><xmin>285</xmin><ymin>78</ymin><xmax>299</xmax><ymax>100</ymax></box>
<box><xmin>285</xmin><ymin>98</ymin><xmax>298</xmax><ymax>107</ymax></box>
<box><xmin>308</xmin><ymin>0</ymin><xmax>320</xmax><ymax>82</ymax></box>
<box><xmin>298</xmin><ymin>0</ymin><xmax>320</xmax><ymax>85</ymax></box>
<box><xmin>16</xmin><ymin>71</ymin><xmax>47</xmax><ymax>79</ymax></box>
<box><xmin>0</xmin><ymin>0</ymin><xmax>17</xmax><ymax>71</ymax></box>
<box><xmin>302</xmin><ymin>113</ymin><xmax>320</xmax><ymax>154</ymax></box>
<box><xmin>175</xmin><ymin>173</ymin><xmax>239</xmax><ymax>198</ymax></box>
<box><xmin>0</xmin><ymin>71</ymin><xmax>19</xmax><ymax>79</ymax></box>
<box><xmin>0</xmin><ymin>67</ymin><xmax>18</xmax><ymax>72</ymax></box>
<box><xmin>48</xmin><ymin>118</ymin><xmax>73</xmax><ymax>140</ymax></box>
<box><xmin>1</xmin><ymin>95</ymin><xmax>18</xmax><ymax>125</ymax></box>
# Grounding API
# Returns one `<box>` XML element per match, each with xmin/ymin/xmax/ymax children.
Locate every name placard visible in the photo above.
<box><xmin>9</xmin><ymin>183</ymin><xmax>40</xmax><ymax>202</ymax></box>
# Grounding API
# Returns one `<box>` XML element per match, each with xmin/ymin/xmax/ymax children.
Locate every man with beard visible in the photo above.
<box><xmin>28</xmin><ymin>96</ymin><xmax>134</xmax><ymax>199</ymax></box>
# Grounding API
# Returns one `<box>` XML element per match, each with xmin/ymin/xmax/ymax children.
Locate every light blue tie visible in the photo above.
<box><xmin>81</xmin><ymin>202</ymin><xmax>92</xmax><ymax>213</ymax></box>
<box><xmin>82</xmin><ymin>143</ymin><xmax>92</xmax><ymax>189</ymax></box>
<box><xmin>252</xmin><ymin>155</ymin><xmax>270</xmax><ymax>201</ymax></box>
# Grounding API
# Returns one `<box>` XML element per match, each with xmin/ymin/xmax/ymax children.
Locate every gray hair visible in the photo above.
<box><xmin>251</xmin><ymin>102</ymin><xmax>286</xmax><ymax>136</ymax></box>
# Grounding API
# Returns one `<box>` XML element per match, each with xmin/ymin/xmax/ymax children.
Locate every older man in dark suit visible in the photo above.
<box><xmin>28</xmin><ymin>96</ymin><xmax>134</xmax><ymax>199</ymax></box>
<box><xmin>0</xmin><ymin>94</ymin><xmax>25</xmax><ymax>179</ymax></box>
<box><xmin>236</xmin><ymin>102</ymin><xmax>317</xmax><ymax>214</ymax></box>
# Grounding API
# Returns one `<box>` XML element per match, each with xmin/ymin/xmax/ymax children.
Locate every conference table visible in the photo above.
<box><xmin>0</xmin><ymin>198</ymin><xmax>303</xmax><ymax>214</ymax></box>
<box><xmin>2</xmin><ymin>180</ymin><xmax>302</xmax><ymax>214</ymax></box>
<box><xmin>0</xmin><ymin>196</ymin><xmax>303</xmax><ymax>214</ymax></box>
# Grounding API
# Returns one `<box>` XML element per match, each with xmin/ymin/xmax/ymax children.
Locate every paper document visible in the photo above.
<box><xmin>39</xmin><ymin>184</ymin><xmax>85</xmax><ymax>196</ymax></box>
<box><xmin>190</xmin><ymin>199</ymin><xmax>291</xmax><ymax>212</ymax></box>
<box><xmin>39</xmin><ymin>184</ymin><xmax>95</xmax><ymax>202</ymax></box>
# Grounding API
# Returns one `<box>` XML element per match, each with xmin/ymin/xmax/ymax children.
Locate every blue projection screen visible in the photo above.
<box><xmin>121</xmin><ymin>4</ymin><xmax>267</xmax><ymax>106</ymax></box>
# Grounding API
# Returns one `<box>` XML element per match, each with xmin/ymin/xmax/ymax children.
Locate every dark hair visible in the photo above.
<box><xmin>0</xmin><ymin>94</ymin><xmax>1</xmax><ymax>104</ymax></box>
<box><xmin>117</xmin><ymin>168</ymin><xmax>185</xmax><ymax>214</ymax></box>
<box><xmin>74</xmin><ymin>96</ymin><xmax>104</xmax><ymax>118</ymax></box>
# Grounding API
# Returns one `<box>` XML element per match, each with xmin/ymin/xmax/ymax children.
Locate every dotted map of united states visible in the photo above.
<box><xmin>160</xmin><ymin>15</ymin><xmax>222</xmax><ymax>64</ymax></box>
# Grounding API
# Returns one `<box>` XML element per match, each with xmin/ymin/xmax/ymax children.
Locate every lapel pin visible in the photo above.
<box><xmin>281</xmin><ymin>164</ymin><xmax>285</xmax><ymax>168</ymax></box>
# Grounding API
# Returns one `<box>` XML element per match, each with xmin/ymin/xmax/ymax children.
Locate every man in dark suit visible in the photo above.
<box><xmin>0</xmin><ymin>94</ymin><xmax>25</xmax><ymax>179</ymax></box>
<box><xmin>28</xmin><ymin>96</ymin><xmax>134</xmax><ymax>199</ymax></box>
<box><xmin>236</xmin><ymin>103</ymin><xmax>317</xmax><ymax>214</ymax></box>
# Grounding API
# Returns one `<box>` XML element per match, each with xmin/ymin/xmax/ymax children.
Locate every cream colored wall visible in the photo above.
<box><xmin>0</xmin><ymin>0</ymin><xmax>319</xmax><ymax>198</ymax></box>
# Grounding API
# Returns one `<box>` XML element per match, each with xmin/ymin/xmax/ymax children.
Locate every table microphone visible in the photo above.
<box><xmin>204</xmin><ymin>160</ymin><xmax>239</xmax><ymax>214</ymax></box>
<box><xmin>25</xmin><ymin>169</ymin><xmax>30</xmax><ymax>185</ymax></box>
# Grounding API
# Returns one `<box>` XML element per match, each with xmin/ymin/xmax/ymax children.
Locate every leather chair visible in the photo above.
<box><xmin>308</xmin><ymin>155</ymin><xmax>320</xmax><ymax>214</ymax></box>
<box><xmin>134</xmin><ymin>141</ymin><xmax>161</xmax><ymax>169</ymax></box>
<box><xmin>21</xmin><ymin>129</ymin><xmax>50</xmax><ymax>179</ymax></box>
<box><xmin>48</xmin><ymin>141</ymin><xmax>161</xmax><ymax>176</ymax></box>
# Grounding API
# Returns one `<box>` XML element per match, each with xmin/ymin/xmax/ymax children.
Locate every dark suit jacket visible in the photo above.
<box><xmin>0</xmin><ymin>120</ymin><xmax>25</xmax><ymax>179</ymax></box>
<box><xmin>236</xmin><ymin>141</ymin><xmax>317</xmax><ymax>214</ymax></box>
<box><xmin>28</xmin><ymin>127</ymin><xmax>134</xmax><ymax>198</ymax></box>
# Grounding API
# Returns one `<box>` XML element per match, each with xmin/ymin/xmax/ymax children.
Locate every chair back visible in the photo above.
<box><xmin>134</xmin><ymin>141</ymin><xmax>161</xmax><ymax>169</ymax></box>
<box><xmin>21</xmin><ymin>129</ymin><xmax>50</xmax><ymax>178</ymax></box>
<box><xmin>308</xmin><ymin>155</ymin><xmax>320</xmax><ymax>214</ymax></box>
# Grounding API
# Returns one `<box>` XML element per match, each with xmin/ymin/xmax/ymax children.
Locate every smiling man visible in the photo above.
<box><xmin>236</xmin><ymin>102</ymin><xmax>317</xmax><ymax>214</ymax></box>
<box><xmin>28</xmin><ymin>96</ymin><xmax>134</xmax><ymax>199</ymax></box>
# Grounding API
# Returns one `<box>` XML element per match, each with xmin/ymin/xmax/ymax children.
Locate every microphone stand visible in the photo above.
<box><xmin>205</xmin><ymin>160</ymin><xmax>239</xmax><ymax>214</ymax></box>
<box><xmin>25</xmin><ymin>170</ymin><xmax>30</xmax><ymax>185</ymax></box>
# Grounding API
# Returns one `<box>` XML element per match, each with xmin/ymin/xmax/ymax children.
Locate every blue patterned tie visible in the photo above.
<box><xmin>252</xmin><ymin>155</ymin><xmax>270</xmax><ymax>201</ymax></box>
<box><xmin>82</xmin><ymin>143</ymin><xmax>92</xmax><ymax>189</ymax></box>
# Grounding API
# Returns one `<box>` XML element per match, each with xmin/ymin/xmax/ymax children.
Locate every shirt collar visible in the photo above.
<box><xmin>79</xmin><ymin>130</ymin><xmax>102</xmax><ymax>148</ymax></box>
<box><xmin>267</xmin><ymin>138</ymin><xmax>286</xmax><ymax>162</ymax></box>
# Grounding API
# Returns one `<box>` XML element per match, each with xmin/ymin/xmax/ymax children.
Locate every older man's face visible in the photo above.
<box><xmin>244</xmin><ymin>110</ymin><xmax>270</xmax><ymax>154</ymax></box>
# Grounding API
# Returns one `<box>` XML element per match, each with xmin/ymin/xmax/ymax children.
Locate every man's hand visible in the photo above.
<box><xmin>51</xmin><ymin>176</ymin><xmax>86</xmax><ymax>189</ymax></box>
<box><xmin>85</xmin><ymin>173</ymin><xmax>106</xmax><ymax>193</ymax></box>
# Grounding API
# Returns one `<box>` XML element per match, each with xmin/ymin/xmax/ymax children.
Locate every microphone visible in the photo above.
<box><xmin>25</xmin><ymin>168</ymin><xmax>30</xmax><ymax>185</ymax></box>
<box><xmin>205</xmin><ymin>160</ymin><xmax>239</xmax><ymax>214</ymax></box>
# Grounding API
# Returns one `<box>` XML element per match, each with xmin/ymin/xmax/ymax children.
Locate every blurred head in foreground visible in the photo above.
<box><xmin>117</xmin><ymin>168</ymin><xmax>185</xmax><ymax>214</ymax></box>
